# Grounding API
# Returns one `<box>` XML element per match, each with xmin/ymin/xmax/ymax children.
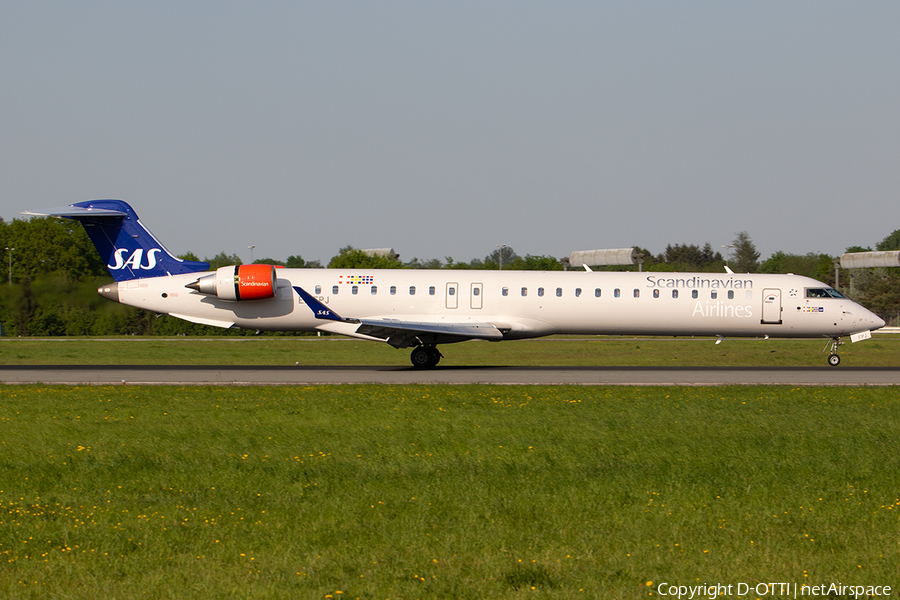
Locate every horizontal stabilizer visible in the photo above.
<box><xmin>23</xmin><ymin>200</ymin><xmax>210</xmax><ymax>281</ymax></box>
<box><xmin>23</xmin><ymin>206</ymin><xmax>128</xmax><ymax>218</ymax></box>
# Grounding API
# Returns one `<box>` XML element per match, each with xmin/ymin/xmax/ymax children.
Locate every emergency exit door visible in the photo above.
<box><xmin>446</xmin><ymin>283</ymin><xmax>458</xmax><ymax>309</ymax></box>
<box><xmin>471</xmin><ymin>283</ymin><xmax>483</xmax><ymax>309</ymax></box>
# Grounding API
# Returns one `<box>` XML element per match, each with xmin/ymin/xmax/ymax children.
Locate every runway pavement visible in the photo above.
<box><xmin>2</xmin><ymin>365</ymin><xmax>899</xmax><ymax>385</ymax></box>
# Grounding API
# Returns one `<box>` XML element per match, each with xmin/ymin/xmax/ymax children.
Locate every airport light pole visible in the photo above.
<box><xmin>248</xmin><ymin>245</ymin><xmax>255</xmax><ymax>264</ymax></box>
<box><xmin>496</xmin><ymin>244</ymin><xmax>506</xmax><ymax>270</ymax></box>
<box><xmin>721</xmin><ymin>244</ymin><xmax>734</xmax><ymax>266</ymax></box>
<box><xmin>5</xmin><ymin>247</ymin><xmax>12</xmax><ymax>286</ymax></box>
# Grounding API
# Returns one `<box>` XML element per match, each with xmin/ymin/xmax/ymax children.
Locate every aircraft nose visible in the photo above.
<box><xmin>873</xmin><ymin>313</ymin><xmax>886</xmax><ymax>330</ymax></box>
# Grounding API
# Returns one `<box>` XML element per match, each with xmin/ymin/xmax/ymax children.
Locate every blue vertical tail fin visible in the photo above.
<box><xmin>23</xmin><ymin>200</ymin><xmax>210</xmax><ymax>281</ymax></box>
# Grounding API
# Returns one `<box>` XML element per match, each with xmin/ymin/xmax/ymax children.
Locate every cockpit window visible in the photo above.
<box><xmin>806</xmin><ymin>288</ymin><xmax>845</xmax><ymax>299</ymax></box>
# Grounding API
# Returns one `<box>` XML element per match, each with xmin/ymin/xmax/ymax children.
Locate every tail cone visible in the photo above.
<box><xmin>97</xmin><ymin>283</ymin><xmax>119</xmax><ymax>302</ymax></box>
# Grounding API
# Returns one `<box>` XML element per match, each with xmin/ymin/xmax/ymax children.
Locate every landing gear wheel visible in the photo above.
<box><xmin>825</xmin><ymin>336</ymin><xmax>843</xmax><ymax>367</ymax></box>
<box><xmin>410</xmin><ymin>346</ymin><xmax>441</xmax><ymax>368</ymax></box>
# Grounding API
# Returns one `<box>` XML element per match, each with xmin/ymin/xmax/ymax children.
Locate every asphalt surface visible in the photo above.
<box><xmin>2</xmin><ymin>365</ymin><xmax>899</xmax><ymax>385</ymax></box>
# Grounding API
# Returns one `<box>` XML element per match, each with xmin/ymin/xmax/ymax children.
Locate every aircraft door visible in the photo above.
<box><xmin>446</xmin><ymin>282</ymin><xmax>458</xmax><ymax>309</ymax></box>
<box><xmin>761</xmin><ymin>288</ymin><xmax>782</xmax><ymax>324</ymax></box>
<box><xmin>471</xmin><ymin>283</ymin><xmax>483</xmax><ymax>309</ymax></box>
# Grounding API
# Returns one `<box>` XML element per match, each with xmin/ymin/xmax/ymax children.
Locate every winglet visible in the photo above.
<box><xmin>294</xmin><ymin>286</ymin><xmax>358</xmax><ymax>323</ymax></box>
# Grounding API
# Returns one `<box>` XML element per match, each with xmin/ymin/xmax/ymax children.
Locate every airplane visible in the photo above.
<box><xmin>24</xmin><ymin>200</ymin><xmax>885</xmax><ymax>367</ymax></box>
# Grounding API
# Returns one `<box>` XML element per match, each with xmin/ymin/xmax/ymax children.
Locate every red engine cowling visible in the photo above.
<box><xmin>186</xmin><ymin>265</ymin><xmax>277</xmax><ymax>301</ymax></box>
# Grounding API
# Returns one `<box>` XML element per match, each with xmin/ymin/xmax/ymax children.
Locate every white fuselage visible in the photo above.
<box><xmin>103</xmin><ymin>269</ymin><xmax>884</xmax><ymax>343</ymax></box>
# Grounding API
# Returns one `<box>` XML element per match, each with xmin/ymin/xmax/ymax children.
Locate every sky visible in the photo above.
<box><xmin>2</xmin><ymin>2</ymin><xmax>899</xmax><ymax>266</ymax></box>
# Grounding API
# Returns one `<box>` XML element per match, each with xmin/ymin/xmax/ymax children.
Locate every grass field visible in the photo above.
<box><xmin>2</xmin><ymin>384</ymin><xmax>899</xmax><ymax>598</ymax></box>
<box><xmin>1</xmin><ymin>334</ymin><xmax>900</xmax><ymax>367</ymax></box>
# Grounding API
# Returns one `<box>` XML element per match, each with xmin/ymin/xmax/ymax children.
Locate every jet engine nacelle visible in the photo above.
<box><xmin>186</xmin><ymin>264</ymin><xmax>277</xmax><ymax>301</ymax></box>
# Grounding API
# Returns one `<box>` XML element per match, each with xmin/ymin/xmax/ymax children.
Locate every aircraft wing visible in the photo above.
<box><xmin>355</xmin><ymin>318</ymin><xmax>503</xmax><ymax>341</ymax></box>
<box><xmin>294</xmin><ymin>286</ymin><xmax>504</xmax><ymax>346</ymax></box>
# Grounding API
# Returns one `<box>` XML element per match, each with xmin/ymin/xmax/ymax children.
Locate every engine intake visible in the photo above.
<box><xmin>186</xmin><ymin>265</ymin><xmax>277</xmax><ymax>301</ymax></box>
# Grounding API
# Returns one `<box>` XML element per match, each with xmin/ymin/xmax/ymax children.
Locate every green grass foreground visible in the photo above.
<box><xmin>2</xmin><ymin>334</ymin><xmax>900</xmax><ymax>366</ymax></box>
<box><xmin>2</xmin><ymin>386</ymin><xmax>899</xmax><ymax>598</ymax></box>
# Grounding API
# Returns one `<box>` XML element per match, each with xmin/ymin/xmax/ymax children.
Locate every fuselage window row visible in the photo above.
<box><xmin>312</xmin><ymin>285</ymin><xmax>753</xmax><ymax>301</ymax></box>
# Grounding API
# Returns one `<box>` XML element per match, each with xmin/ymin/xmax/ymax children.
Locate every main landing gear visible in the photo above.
<box><xmin>826</xmin><ymin>337</ymin><xmax>842</xmax><ymax>367</ymax></box>
<box><xmin>410</xmin><ymin>345</ymin><xmax>442</xmax><ymax>368</ymax></box>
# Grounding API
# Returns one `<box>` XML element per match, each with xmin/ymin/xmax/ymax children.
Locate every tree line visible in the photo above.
<box><xmin>1</xmin><ymin>215</ymin><xmax>898</xmax><ymax>336</ymax></box>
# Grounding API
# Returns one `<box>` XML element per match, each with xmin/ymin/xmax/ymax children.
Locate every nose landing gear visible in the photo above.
<box><xmin>410</xmin><ymin>345</ymin><xmax>442</xmax><ymax>368</ymax></box>
<box><xmin>825</xmin><ymin>337</ymin><xmax>843</xmax><ymax>367</ymax></box>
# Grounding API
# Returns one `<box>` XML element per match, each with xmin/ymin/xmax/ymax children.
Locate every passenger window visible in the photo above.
<box><xmin>633</xmin><ymin>289</ymin><xmax>640</xmax><ymax>298</ymax></box>
<box><xmin>653</xmin><ymin>289</ymin><xmax>659</xmax><ymax>298</ymax></box>
<box><xmin>575</xmin><ymin>288</ymin><xmax>582</xmax><ymax>297</ymax></box>
<box><xmin>556</xmin><ymin>287</ymin><xmax>562</xmax><ymax>297</ymax></box>
<box><xmin>537</xmin><ymin>287</ymin><xmax>544</xmax><ymax>297</ymax></box>
<box><xmin>352</xmin><ymin>285</ymin><xmax>358</xmax><ymax>295</ymax></box>
<box><xmin>746</xmin><ymin>290</ymin><xmax>752</xmax><ymax>300</ymax></box>
<box><xmin>614</xmin><ymin>288</ymin><xmax>621</xmax><ymax>298</ymax></box>
<box><xmin>448</xmin><ymin>287</ymin><xmax>455</xmax><ymax>296</ymax></box>
<box><xmin>727</xmin><ymin>290</ymin><xmax>734</xmax><ymax>299</ymax></box>
<box><xmin>691</xmin><ymin>290</ymin><xmax>698</xmax><ymax>299</ymax></box>
<box><xmin>521</xmin><ymin>287</ymin><xmax>527</xmax><ymax>297</ymax></box>
<box><xmin>473</xmin><ymin>287</ymin><xmax>480</xmax><ymax>296</ymax></box>
<box><xmin>332</xmin><ymin>285</ymin><xmax>339</xmax><ymax>295</ymax></box>
<box><xmin>429</xmin><ymin>286</ymin><xmax>436</xmax><ymax>296</ymax></box>
<box><xmin>409</xmin><ymin>286</ymin><xmax>416</xmax><ymax>295</ymax></box>
<box><xmin>390</xmin><ymin>285</ymin><xmax>397</xmax><ymax>295</ymax></box>
<box><xmin>711</xmin><ymin>290</ymin><xmax>717</xmax><ymax>299</ymax></box>
<box><xmin>595</xmin><ymin>288</ymin><xmax>601</xmax><ymax>298</ymax></box>
<box><xmin>315</xmin><ymin>285</ymin><xmax>322</xmax><ymax>295</ymax></box>
<box><xmin>502</xmin><ymin>287</ymin><xmax>508</xmax><ymax>296</ymax></box>
<box><xmin>371</xmin><ymin>286</ymin><xmax>377</xmax><ymax>295</ymax></box>
<box><xmin>672</xmin><ymin>290</ymin><xmax>678</xmax><ymax>299</ymax></box>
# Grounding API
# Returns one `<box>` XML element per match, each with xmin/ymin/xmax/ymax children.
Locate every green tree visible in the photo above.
<box><xmin>656</xmin><ymin>243</ymin><xmax>723</xmax><ymax>271</ymax></box>
<box><xmin>760</xmin><ymin>251</ymin><xmax>835</xmax><ymax>285</ymax></box>
<box><xmin>485</xmin><ymin>246</ymin><xmax>518</xmax><ymax>270</ymax></box>
<box><xmin>876</xmin><ymin>229</ymin><xmax>900</xmax><ymax>251</ymax></box>
<box><xmin>513</xmin><ymin>254</ymin><xmax>563</xmax><ymax>271</ymax></box>
<box><xmin>254</xmin><ymin>257</ymin><xmax>286</xmax><ymax>266</ymax></box>
<box><xmin>730</xmin><ymin>232</ymin><xmax>760</xmax><ymax>273</ymax></box>
<box><xmin>286</xmin><ymin>255</ymin><xmax>322</xmax><ymax>268</ymax></box>
<box><xmin>5</xmin><ymin>216</ymin><xmax>106</xmax><ymax>282</ymax></box>
<box><xmin>444</xmin><ymin>257</ymin><xmax>475</xmax><ymax>269</ymax></box>
<box><xmin>328</xmin><ymin>246</ymin><xmax>403</xmax><ymax>269</ymax></box>
<box><xmin>206</xmin><ymin>252</ymin><xmax>243</xmax><ymax>270</ymax></box>
<box><xmin>404</xmin><ymin>257</ymin><xmax>444</xmax><ymax>269</ymax></box>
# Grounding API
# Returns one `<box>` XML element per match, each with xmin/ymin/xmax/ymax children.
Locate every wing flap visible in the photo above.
<box><xmin>356</xmin><ymin>319</ymin><xmax>504</xmax><ymax>342</ymax></box>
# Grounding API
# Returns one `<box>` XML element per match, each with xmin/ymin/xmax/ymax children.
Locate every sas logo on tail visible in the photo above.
<box><xmin>108</xmin><ymin>248</ymin><xmax>162</xmax><ymax>270</ymax></box>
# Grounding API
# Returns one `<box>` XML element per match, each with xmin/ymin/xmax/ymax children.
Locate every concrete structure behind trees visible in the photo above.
<box><xmin>568</xmin><ymin>248</ymin><xmax>643</xmax><ymax>271</ymax></box>
<box><xmin>840</xmin><ymin>251</ymin><xmax>900</xmax><ymax>269</ymax></box>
